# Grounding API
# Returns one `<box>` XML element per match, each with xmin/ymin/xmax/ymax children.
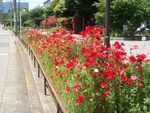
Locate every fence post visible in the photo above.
<box><xmin>28</xmin><ymin>47</ymin><xmax>30</xmax><ymax>55</ymax></box>
<box><xmin>38</xmin><ymin>64</ymin><xmax>40</xmax><ymax>78</ymax></box>
<box><xmin>34</xmin><ymin>56</ymin><xmax>36</xmax><ymax>67</ymax></box>
<box><xmin>21</xmin><ymin>40</ymin><xmax>67</xmax><ymax>113</ymax></box>
<box><xmin>44</xmin><ymin>77</ymin><xmax>47</xmax><ymax>95</ymax></box>
<box><xmin>31</xmin><ymin>51</ymin><xmax>33</xmax><ymax>60</ymax></box>
<box><xmin>57</xmin><ymin>104</ymin><xmax>60</xmax><ymax>113</ymax></box>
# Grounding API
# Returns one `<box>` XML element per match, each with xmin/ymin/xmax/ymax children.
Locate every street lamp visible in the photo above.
<box><xmin>18</xmin><ymin>0</ymin><xmax>21</xmax><ymax>35</ymax></box>
<box><xmin>13</xmin><ymin>0</ymin><xmax>17</xmax><ymax>34</ymax></box>
<box><xmin>19</xmin><ymin>8</ymin><xmax>27</xmax><ymax>35</ymax></box>
<box><xmin>104</xmin><ymin>0</ymin><xmax>111</xmax><ymax>47</ymax></box>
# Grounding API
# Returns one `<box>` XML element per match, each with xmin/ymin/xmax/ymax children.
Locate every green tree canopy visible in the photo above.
<box><xmin>94</xmin><ymin>0</ymin><xmax>150</xmax><ymax>32</ymax></box>
<box><xmin>21</xmin><ymin>11</ymin><xmax>30</xmax><ymax>26</ymax></box>
<box><xmin>52</xmin><ymin>0</ymin><xmax>98</xmax><ymax>17</ymax></box>
<box><xmin>29</xmin><ymin>7</ymin><xmax>44</xmax><ymax>27</ymax></box>
<box><xmin>21</xmin><ymin>7</ymin><xmax>44</xmax><ymax>27</ymax></box>
<box><xmin>43</xmin><ymin>6</ymin><xmax>54</xmax><ymax>18</ymax></box>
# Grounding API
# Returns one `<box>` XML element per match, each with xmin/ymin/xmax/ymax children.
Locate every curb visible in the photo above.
<box><xmin>15</xmin><ymin>36</ymin><xmax>57</xmax><ymax>113</ymax></box>
<box><xmin>14</xmin><ymin>36</ymin><xmax>45</xmax><ymax>113</ymax></box>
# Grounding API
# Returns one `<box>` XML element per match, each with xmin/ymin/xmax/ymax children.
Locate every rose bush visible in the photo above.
<box><xmin>24</xmin><ymin>26</ymin><xmax>150</xmax><ymax>113</ymax></box>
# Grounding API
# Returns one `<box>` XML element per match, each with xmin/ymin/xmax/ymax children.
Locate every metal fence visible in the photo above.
<box><xmin>20</xmin><ymin>38</ymin><xmax>67</xmax><ymax>113</ymax></box>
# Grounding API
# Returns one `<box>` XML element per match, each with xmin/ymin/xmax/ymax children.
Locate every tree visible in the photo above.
<box><xmin>1</xmin><ymin>13</ymin><xmax>9</xmax><ymax>25</ymax></box>
<box><xmin>51</xmin><ymin>0</ymin><xmax>98</xmax><ymax>33</ymax></box>
<box><xmin>21</xmin><ymin>11</ymin><xmax>31</xmax><ymax>26</ymax></box>
<box><xmin>53</xmin><ymin>0</ymin><xmax>98</xmax><ymax>17</ymax></box>
<box><xmin>53</xmin><ymin>0</ymin><xmax>67</xmax><ymax>16</ymax></box>
<box><xmin>42</xmin><ymin>0</ymin><xmax>61</xmax><ymax>19</ymax></box>
<box><xmin>43</xmin><ymin>6</ymin><xmax>54</xmax><ymax>18</ymax></box>
<box><xmin>20</xmin><ymin>7</ymin><xmax>44</xmax><ymax>27</ymax></box>
<box><xmin>94</xmin><ymin>0</ymin><xmax>150</xmax><ymax>33</ymax></box>
<box><xmin>29</xmin><ymin>7</ymin><xmax>44</xmax><ymax>27</ymax></box>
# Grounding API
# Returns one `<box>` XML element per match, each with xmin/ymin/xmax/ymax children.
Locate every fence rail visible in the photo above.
<box><xmin>19</xmin><ymin>37</ymin><xmax>67</xmax><ymax>113</ymax></box>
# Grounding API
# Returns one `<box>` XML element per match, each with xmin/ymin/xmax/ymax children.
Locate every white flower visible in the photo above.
<box><xmin>94</xmin><ymin>68</ymin><xmax>99</xmax><ymax>73</ymax></box>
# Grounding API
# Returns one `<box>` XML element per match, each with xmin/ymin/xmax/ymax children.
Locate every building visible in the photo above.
<box><xmin>2</xmin><ymin>2</ymin><xmax>29</xmax><ymax>13</ymax></box>
<box><xmin>43</xmin><ymin>0</ymin><xmax>51</xmax><ymax>7</ymax></box>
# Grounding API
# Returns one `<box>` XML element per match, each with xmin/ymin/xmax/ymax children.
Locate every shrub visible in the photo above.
<box><xmin>41</xmin><ymin>15</ymin><xmax>57</xmax><ymax>28</ymax></box>
<box><xmin>56</xmin><ymin>17</ymin><xmax>73</xmax><ymax>30</ymax></box>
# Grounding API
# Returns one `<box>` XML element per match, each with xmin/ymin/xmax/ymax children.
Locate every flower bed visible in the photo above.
<box><xmin>24</xmin><ymin>26</ymin><xmax>150</xmax><ymax>113</ymax></box>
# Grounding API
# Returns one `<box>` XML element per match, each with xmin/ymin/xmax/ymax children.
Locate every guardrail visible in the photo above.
<box><xmin>19</xmin><ymin>37</ymin><xmax>67</xmax><ymax>113</ymax></box>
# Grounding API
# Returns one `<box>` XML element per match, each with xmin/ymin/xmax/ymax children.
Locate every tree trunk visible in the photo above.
<box><xmin>73</xmin><ymin>10</ymin><xmax>83</xmax><ymax>34</ymax></box>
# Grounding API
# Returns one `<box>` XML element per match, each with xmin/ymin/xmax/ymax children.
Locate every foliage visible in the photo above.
<box><xmin>41</xmin><ymin>16</ymin><xmax>73</xmax><ymax>30</ymax></box>
<box><xmin>52</xmin><ymin>0</ymin><xmax>98</xmax><ymax>17</ymax></box>
<box><xmin>50</xmin><ymin>26</ymin><xmax>67</xmax><ymax>32</ymax></box>
<box><xmin>94</xmin><ymin>0</ymin><xmax>150</xmax><ymax>32</ymax></box>
<box><xmin>41</xmin><ymin>15</ymin><xmax>57</xmax><ymax>28</ymax></box>
<box><xmin>29</xmin><ymin>7</ymin><xmax>44</xmax><ymax>27</ymax></box>
<box><xmin>21</xmin><ymin>11</ymin><xmax>31</xmax><ymax>26</ymax></box>
<box><xmin>43</xmin><ymin>6</ymin><xmax>54</xmax><ymax>18</ymax></box>
<box><xmin>0</xmin><ymin>12</ymin><xmax>12</xmax><ymax>26</ymax></box>
<box><xmin>53</xmin><ymin>0</ymin><xmax>67</xmax><ymax>16</ymax></box>
<box><xmin>24</xmin><ymin>26</ymin><xmax>150</xmax><ymax>113</ymax></box>
<box><xmin>21</xmin><ymin>7</ymin><xmax>44</xmax><ymax>27</ymax></box>
<box><xmin>20</xmin><ymin>0</ymin><xmax>98</xmax><ymax>29</ymax></box>
<box><xmin>50</xmin><ymin>0</ymin><xmax>60</xmax><ymax>11</ymax></box>
<box><xmin>56</xmin><ymin>17</ymin><xmax>73</xmax><ymax>30</ymax></box>
<box><xmin>143</xmin><ymin>29</ymin><xmax>150</xmax><ymax>36</ymax></box>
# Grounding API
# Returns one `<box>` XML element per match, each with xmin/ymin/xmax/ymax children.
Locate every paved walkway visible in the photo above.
<box><xmin>111</xmin><ymin>40</ymin><xmax>150</xmax><ymax>57</ymax></box>
<box><xmin>0</xmin><ymin>27</ymin><xmax>44</xmax><ymax>113</ymax></box>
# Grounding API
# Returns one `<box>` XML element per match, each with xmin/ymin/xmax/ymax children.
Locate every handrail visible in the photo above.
<box><xmin>19</xmin><ymin>38</ymin><xmax>67</xmax><ymax>113</ymax></box>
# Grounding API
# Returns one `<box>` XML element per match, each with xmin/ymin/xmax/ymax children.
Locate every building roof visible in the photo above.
<box><xmin>43</xmin><ymin>0</ymin><xmax>51</xmax><ymax>7</ymax></box>
<box><xmin>43</xmin><ymin>0</ymin><xmax>50</xmax><ymax>5</ymax></box>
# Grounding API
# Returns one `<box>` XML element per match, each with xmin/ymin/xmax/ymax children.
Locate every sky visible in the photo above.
<box><xmin>3</xmin><ymin>0</ymin><xmax>46</xmax><ymax>10</ymax></box>
<box><xmin>27</xmin><ymin>0</ymin><xmax>45</xmax><ymax>10</ymax></box>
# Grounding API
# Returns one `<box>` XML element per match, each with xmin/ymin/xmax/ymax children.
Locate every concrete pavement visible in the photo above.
<box><xmin>0</xmin><ymin>27</ymin><xmax>44</xmax><ymax>113</ymax></box>
<box><xmin>111</xmin><ymin>40</ymin><xmax>150</xmax><ymax>57</ymax></box>
<box><xmin>15</xmin><ymin>33</ymin><xmax>57</xmax><ymax>113</ymax></box>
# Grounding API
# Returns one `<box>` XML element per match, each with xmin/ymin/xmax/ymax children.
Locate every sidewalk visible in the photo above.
<box><xmin>0</xmin><ymin>28</ymin><xmax>56</xmax><ymax>113</ymax></box>
<box><xmin>15</xmin><ymin>34</ymin><xmax>57</xmax><ymax>113</ymax></box>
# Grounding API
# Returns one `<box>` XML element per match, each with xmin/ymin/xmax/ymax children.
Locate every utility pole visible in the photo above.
<box><xmin>18</xmin><ymin>0</ymin><xmax>20</xmax><ymax>34</ymax></box>
<box><xmin>13</xmin><ymin>0</ymin><xmax>17</xmax><ymax>34</ymax></box>
<box><xmin>104</xmin><ymin>0</ymin><xmax>111</xmax><ymax>47</ymax></box>
<box><xmin>20</xmin><ymin>10</ymin><xmax>21</xmax><ymax>35</ymax></box>
<box><xmin>9</xmin><ymin>0</ymin><xmax>13</xmax><ymax>27</ymax></box>
<box><xmin>0</xmin><ymin>0</ymin><xmax>3</xmax><ymax>23</ymax></box>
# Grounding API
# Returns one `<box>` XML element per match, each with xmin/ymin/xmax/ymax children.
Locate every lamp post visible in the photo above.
<box><xmin>9</xmin><ymin>1</ymin><xmax>13</xmax><ymax>27</ymax></box>
<box><xmin>20</xmin><ymin>9</ymin><xmax>22</xmax><ymax>35</ymax></box>
<box><xmin>18</xmin><ymin>0</ymin><xmax>21</xmax><ymax>35</ymax></box>
<box><xmin>104</xmin><ymin>0</ymin><xmax>111</xmax><ymax>47</ymax></box>
<box><xmin>13</xmin><ymin>0</ymin><xmax>17</xmax><ymax>34</ymax></box>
